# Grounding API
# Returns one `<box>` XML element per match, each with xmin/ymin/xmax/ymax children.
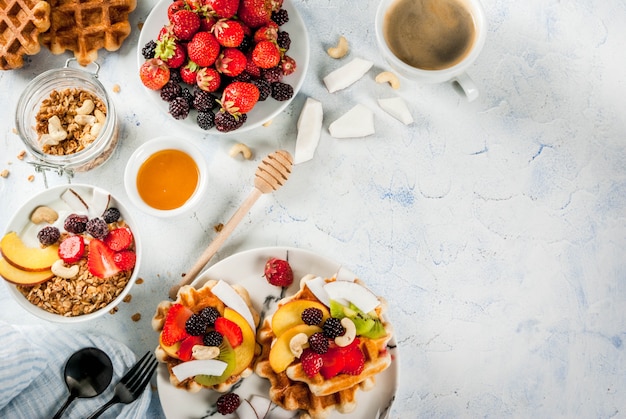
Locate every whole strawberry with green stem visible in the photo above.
<box><xmin>187</xmin><ymin>31</ymin><xmax>221</xmax><ymax>67</ymax></box>
<box><xmin>215</xmin><ymin>48</ymin><xmax>247</xmax><ymax>77</ymax></box>
<box><xmin>212</xmin><ymin>19</ymin><xmax>245</xmax><ymax>47</ymax></box>
<box><xmin>263</xmin><ymin>257</ymin><xmax>293</xmax><ymax>287</ymax></box>
<box><xmin>252</xmin><ymin>40</ymin><xmax>281</xmax><ymax>68</ymax></box>
<box><xmin>154</xmin><ymin>35</ymin><xmax>186</xmax><ymax>68</ymax></box>
<box><xmin>171</xmin><ymin>9</ymin><xmax>201</xmax><ymax>41</ymax></box>
<box><xmin>238</xmin><ymin>0</ymin><xmax>273</xmax><ymax>28</ymax></box>
<box><xmin>205</xmin><ymin>0</ymin><xmax>239</xmax><ymax>19</ymax></box>
<box><xmin>139</xmin><ymin>58</ymin><xmax>170</xmax><ymax>90</ymax></box>
<box><xmin>219</xmin><ymin>81</ymin><xmax>260</xmax><ymax>116</ymax></box>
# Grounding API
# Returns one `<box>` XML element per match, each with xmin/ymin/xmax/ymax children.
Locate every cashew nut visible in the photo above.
<box><xmin>39</xmin><ymin>115</ymin><xmax>68</xmax><ymax>146</ymax></box>
<box><xmin>51</xmin><ymin>259</ymin><xmax>79</xmax><ymax>279</ymax></box>
<box><xmin>94</xmin><ymin>109</ymin><xmax>106</xmax><ymax>123</ymax></box>
<box><xmin>74</xmin><ymin>114</ymin><xmax>97</xmax><ymax>125</ymax></box>
<box><xmin>30</xmin><ymin>206</ymin><xmax>59</xmax><ymax>224</ymax></box>
<box><xmin>289</xmin><ymin>332</ymin><xmax>309</xmax><ymax>358</ymax></box>
<box><xmin>334</xmin><ymin>318</ymin><xmax>356</xmax><ymax>347</ymax></box>
<box><xmin>192</xmin><ymin>345</ymin><xmax>220</xmax><ymax>360</ymax></box>
<box><xmin>75</xmin><ymin>99</ymin><xmax>95</xmax><ymax>115</ymax></box>
<box><xmin>375</xmin><ymin>71</ymin><xmax>400</xmax><ymax>89</ymax></box>
<box><xmin>90</xmin><ymin>122</ymin><xmax>103</xmax><ymax>137</ymax></box>
<box><xmin>327</xmin><ymin>36</ymin><xmax>349</xmax><ymax>59</ymax></box>
<box><xmin>262</xmin><ymin>119</ymin><xmax>273</xmax><ymax>127</ymax></box>
<box><xmin>229</xmin><ymin>143</ymin><xmax>253</xmax><ymax>160</ymax></box>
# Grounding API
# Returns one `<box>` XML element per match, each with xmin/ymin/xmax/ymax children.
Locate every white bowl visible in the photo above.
<box><xmin>124</xmin><ymin>136</ymin><xmax>208</xmax><ymax>217</ymax></box>
<box><xmin>136</xmin><ymin>0</ymin><xmax>310</xmax><ymax>135</ymax></box>
<box><xmin>1</xmin><ymin>184</ymin><xmax>141</xmax><ymax>323</ymax></box>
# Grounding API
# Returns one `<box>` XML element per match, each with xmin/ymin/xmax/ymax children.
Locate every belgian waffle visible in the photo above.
<box><xmin>152</xmin><ymin>281</ymin><xmax>260</xmax><ymax>393</ymax></box>
<box><xmin>39</xmin><ymin>0</ymin><xmax>136</xmax><ymax>66</ymax></box>
<box><xmin>0</xmin><ymin>0</ymin><xmax>50</xmax><ymax>70</ymax></box>
<box><xmin>254</xmin><ymin>277</ymin><xmax>394</xmax><ymax>419</ymax></box>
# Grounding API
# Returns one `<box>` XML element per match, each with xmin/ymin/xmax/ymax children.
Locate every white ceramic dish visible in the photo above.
<box><xmin>157</xmin><ymin>246</ymin><xmax>398</xmax><ymax>419</ymax></box>
<box><xmin>124</xmin><ymin>136</ymin><xmax>208</xmax><ymax>217</ymax></box>
<box><xmin>137</xmin><ymin>0</ymin><xmax>310</xmax><ymax>135</ymax></box>
<box><xmin>1</xmin><ymin>184</ymin><xmax>141</xmax><ymax>323</ymax></box>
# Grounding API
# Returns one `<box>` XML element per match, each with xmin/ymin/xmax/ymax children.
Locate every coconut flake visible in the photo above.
<box><xmin>303</xmin><ymin>276</ymin><xmax>331</xmax><ymax>307</ymax></box>
<box><xmin>323</xmin><ymin>280</ymin><xmax>380</xmax><ymax>314</ymax></box>
<box><xmin>61</xmin><ymin>188</ymin><xmax>89</xmax><ymax>213</ymax></box>
<box><xmin>212</xmin><ymin>280</ymin><xmax>256</xmax><ymax>333</ymax></box>
<box><xmin>171</xmin><ymin>359</ymin><xmax>227</xmax><ymax>381</ymax></box>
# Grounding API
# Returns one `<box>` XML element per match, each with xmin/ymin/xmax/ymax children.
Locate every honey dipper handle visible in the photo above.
<box><xmin>168</xmin><ymin>187</ymin><xmax>263</xmax><ymax>300</ymax></box>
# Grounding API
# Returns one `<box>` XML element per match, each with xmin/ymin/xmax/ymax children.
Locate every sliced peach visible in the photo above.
<box><xmin>159</xmin><ymin>333</ymin><xmax>181</xmax><ymax>360</ymax></box>
<box><xmin>1</xmin><ymin>232</ymin><xmax>59</xmax><ymax>272</ymax></box>
<box><xmin>271</xmin><ymin>300</ymin><xmax>330</xmax><ymax>338</ymax></box>
<box><xmin>224</xmin><ymin>307</ymin><xmax>256</xmax><ymax>376</ymax></box>
<box><xmin>0</xmin><ymin>257</ymin><xmax>54</xmax><ymax>285</ymax></box>
<box><xmin>269</xmin><ymin>324</ymin><xmax>322</xmax><ymax>373</ymax></box>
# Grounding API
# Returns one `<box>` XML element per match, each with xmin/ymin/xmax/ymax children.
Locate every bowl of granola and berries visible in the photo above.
<box><xmin>137</xmin><ymin>0</ymin><xmax>309</xmax><ymax>134</ymax></box>
<box><xmin>0</xmin><ymin>185</ymin><xmax>141</xmax><ymax>323</ymax></box>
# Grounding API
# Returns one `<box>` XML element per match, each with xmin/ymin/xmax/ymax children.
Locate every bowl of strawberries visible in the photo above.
<box><xmin>137</xmin><ymin>0</ymin><xmax>309</xmax><ymax>134</ymax></box>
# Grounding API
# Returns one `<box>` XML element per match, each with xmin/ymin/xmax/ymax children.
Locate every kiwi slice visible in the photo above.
<box><xmin>329</xmin><ymin>299</ymin><xmax>386</xmax><ymax>339</ymax></box>
<box><xmin>194</xmin><ymin>339</ymin><xmax>236</xmax><ymax>386</ymax></box>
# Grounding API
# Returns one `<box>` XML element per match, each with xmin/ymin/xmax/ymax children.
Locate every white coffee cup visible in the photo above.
<box><xmin>375</xmin><ymin>0</ymin><xmax>487</xmax><ymax>101</ymax></box>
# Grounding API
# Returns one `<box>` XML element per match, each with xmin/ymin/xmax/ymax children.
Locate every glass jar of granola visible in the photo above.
<box><xmin>15</xmin><ymin>59</ymin><xmax>119</xmax><ymax>176</ymax></box>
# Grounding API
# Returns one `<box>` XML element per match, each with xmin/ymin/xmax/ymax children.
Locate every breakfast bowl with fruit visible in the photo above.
<box><xmin>0</xmin><ymin>185</ymin><xmax>141</xmax><ymax>323</ymax></box>
<box><xmin>137</xmin><ymin>0</ymin><xmax>309</xmax><ymax>134</ymax></box>
<box><xmin>154</xmin><ymin>247</ymin><xmax>397</xmax><ymax>419</ymax></box>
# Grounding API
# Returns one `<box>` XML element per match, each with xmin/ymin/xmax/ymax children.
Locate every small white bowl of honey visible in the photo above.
<box><xmin>124</xmin><ymin>136</ymin><xmax>208</xmax><ymax>217</ymax></box>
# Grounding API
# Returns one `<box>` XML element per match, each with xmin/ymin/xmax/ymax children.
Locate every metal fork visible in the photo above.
<box><xmin>85</xmin><ymin>351</ymin><xmax>157</xmax><ymax>419</ymax></box>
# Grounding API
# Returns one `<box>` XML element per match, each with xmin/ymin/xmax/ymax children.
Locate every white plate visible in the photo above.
<box><xmin>137</xmin><ymin>0</ymin><xmax>310</xmax><ymax>135</ymax></box>
<box><xmin>157</xmin><ymin>247</ymin><xmax>398</xmax><ymax>419</ymax></box>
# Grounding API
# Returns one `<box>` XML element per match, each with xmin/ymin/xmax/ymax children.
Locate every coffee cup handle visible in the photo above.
<box><xmin>453</xmin><ymin>72</ymin><xmax>479</xmax><ymax>102</ymax></box>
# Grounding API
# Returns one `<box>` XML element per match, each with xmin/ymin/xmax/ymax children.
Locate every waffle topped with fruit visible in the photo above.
<box><xmin>152</xmin><ymin>280</ymin><xmax>260</xmax><ymax>393</ymax></box>
<box><xmin>255</xmin><ymin>275</ymin><xmax>393</xmax><ymax>419</ymax></box>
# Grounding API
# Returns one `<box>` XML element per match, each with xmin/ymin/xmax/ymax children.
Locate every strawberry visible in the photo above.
<box><xmin>155</xmin><ymin>36</ymin><xmax>186</xmax><ymax>68</ymax></box>
<box><xmin>212</xmin><ymin>19</ymin><xmax>245</xmax><ymax>47</ymax></box>
<box><xmin>157</xmin><ymin>24</ymin><xmax>175</xmax><ymax>41</ymax></box>
<box><xmin>180</xmin><ymin>60</ymin><xmax>200</xmax><ymax>85</ymax></box>
<box><xmin>167</xmin><ymin>0</ymin><xmax>186</xmax><ymax>21</ymax></box>
<box><xmin>87</xmin><ymin>239</ymin><xmax>120</xmax><ymax>279</ymax></box>
<box><xmin>253</xmin><ymin>23</ymin><xmax>278</xmax><ymax>43</ymax></box>
<box><xmin>341</xmin><ymin>339</ymin><xmax>365</xmax><ymax>375</ymax></box>
<box><xmin>251</xmin><ymin>40</ymin><xmax>280</xmax><ymax>69</ymax></box>
<box><xmin>263</xmin><ymin>257</ymin><xmax>293</xmax><ymax>287</ymax></box>
<box><xmin>58</xmin><ymin>235</ymin><xmax>85</xmax><ymax>264</ymax></box>
<box><xmin>113</xmin><ymin>250</ymin><xmax>136</xmax><ymax>271</ymax></box>
<box><xmin>196</xmin><ymin>66</ymin><xmax>221</xmax><ymax>92</ymax></box>
<box><xmin>219</xmin><ymin>81</ymin><xmax>259</xmax><ymax>115</ymax></box>
<box><xmin>199</xmin><ymin>13</ymin><xmax>217</xmax><ymax>32</ymax></box>
<box><xmin>300</xmin><ymin>349</ymin><xmax>323</xmax><ymax>378</ymax></box>
<box><xmin>161</xmin><ymin>303</ymin><xmax>194</xmax><ymax>345</ymax></box>
<box><xmin>139</xmin><ymin>58</ymin><xmax>170</xmax><ymax>90</ymax></box>
<box><xmin>244</xmin><ymin>52</ymin><xmax>261</xmax><ymax>78</ymax></box>
<box><xmin>187</xmin><ymin>31</ymin><xmax>221</xmax><ymax>67</ymax></box>
<box><xmin>319</xmin><ymin>345</ymin><xmax>345</xmax><ymax>379</ymax></box>
<box><xmin>172</xmin><ymin>9</ymin><xmax>201</xmax><ymax>41</ymax></box>
<box><xmin>238</xmin><ymin>0</ymin><xmax>272</xmax><ymax>28</ymax></box>
<box><xmin>215</xmin><ymin>48</ymin><xmax>247</xmax><ymax>76</ymax></box>
<box><xmin>177</xmin><ymin>335</ymin><xmax>204</xmax><ymax>361</ymax></box>
<box><xmin>214</xmin><ymin>317</ymin><xmax>243</xmax><ymax>347</ymax></box>
<box><xmin>280</xmin><ymin>55</ymin><xmax>296</xmax><ymax>75</ymax></box>
<box><xmin>270</xmin><ymin>0</ymin><xmax>283</xmax><ymax>12</ymax></box>
<box><xmin>103</xmin><ymin>227</ymin><xmax>133</xmax><ymax>251</ymax></box>
<box><xmin>205</xmin><ymin>0</ymin><xmax>239</xmax><ymax>19</ymax></box>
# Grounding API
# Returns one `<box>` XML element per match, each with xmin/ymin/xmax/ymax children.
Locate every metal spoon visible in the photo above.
<box><xmin>52</xmin><ymin>347</ymin><xmax>114</xmax><ymax>419</ymax></box>
<box><xmin>168</xmin><ymin>149</ymin><xmax>293</xmax><ymax>299</ymax></box>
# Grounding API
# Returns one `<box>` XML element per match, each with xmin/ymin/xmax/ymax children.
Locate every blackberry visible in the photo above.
<box><xmin>102</xmin><ymin>207</ymin><xmax>121</xmax><ymax>224</ymax></box>
<box><xmin>199</xmin><ymin>306</ymin><xmax>220</xmax><ymax>325</ymax></box>
<box><xmin>270</xmin><ymin>81</ymin><xmax>294</xmax><ymax>101</ymax></box>
<box><xmin>261</xmin><ymin>66</ymin><xmax>283</xmax><ymax>83</ymax></box>
<box><xmin>233</xmin><ymin>72</ymin><xmax>251</xmax><ymax>82</ymax></box>
<box><xmin>169</xmin><ymin>68</ymin><xmax>182</xmax><ymax>83</ymax></box>
<box><xmin>141</xmin><ymin>40</ymin><xmax>157</xmax><ymax>59</ymax></box>
<box><xmin>64</xmin><ymin>214</ymin><xmax>88</xmax><ymax>234</ymax></box>
<box><xmin>251</xmin><ymin>79</ymin><xmax>271</xmax><ymax>101</ymax></box>
<box><xmin>193</xmin><ymin>90</ymin><xmax>217</xmax><ymax>112</ymax></box>
<box><xmin>86</xmin><ymin>217</ymin><xmax>109</xmax><ymax>239</ymax></box>
<box><xmin>214</xmin><ymin>111</ymin><xmax>246</xmax><ymax>132</ymax></box>
<box><xmin>169</xmin><ymin>97</ymin><xmax>190</xmax><ymax>119</ymax></box>
<box><xmin>203</xmin><ymin>330</ymin><xmax>223</xmax><ymax>347</ymax></box>
<box><xmin>271</xmin><ymin>9</ymin><xmax>289</xmax><ymax>26</ymax></box>
<box><xmin>160</xmin><ymin>80</ymin><xmax>182</xmax><ymax>102</ymax></box>
<box><xmin>301</xmin><ymin>307</ymin><xmax>324</xmax><ymax>326</ymax></box>
<box><xmin>197</xmin><ymin>111</ymin><xmax>215</xmax><ymax>130</ymax></box>
<box><xmin>185</xmin><ymin>314</ymin><xmax>208</xmax><ymax>336</ymax></box>
<box><xmin>181</xmin><ymin>87</ymin><xmax>195</xmax><ymax>108</ymax></box>
<box><xmin>237</xmin><ymin>35</ymin><xmax>253</xmax><ymax>53</ymax></box>
<box><xmin>322</xmin><ymin>317</ymin><xmax>345</xmax><ymax>339</ymax></box>
<box><xmin>37</xmin><ymin>226</ymin><xmax>60</xmax><ymax>246</ymax></box>
<box><xmin>308</xmin><ymin>332</ymin><xmax>329</xmax><ymax>354</ymax></box>
<box><xmin>277</xmin><ymin>31</ymin><xmax>291</xmax><ymax>50</ymax></box>
<box><xmin>216</xmin><ymin>393</ymin><xmax>241</xmax><ymax>415</ymax></box>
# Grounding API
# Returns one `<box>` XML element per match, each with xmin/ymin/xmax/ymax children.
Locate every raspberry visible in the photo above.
<box><xmin>199</xmin><ymin>306</ymin><xmax>220</xmax><ymax>325</ymax></box>
<box><xmin>300</xmin><ymin>349</ymin><xmax>323</xmax><ymax>378</ymax></box>
<box><xmin>193</xmin><ymin>90</ymin><xmax>217</xmax><ymax>112</ymax></box>
<box><xmin>86</xmin><ymin>218</ymin><xmax>109</xmax><ymax>239</ymax></box>
<box><xmin>214</xmin><ymin>111</ymin><xmax>246</xmax><ymax>132</ymax></box>
<box><xmin>185</xmin><ymin>313</ymin><xmax>208</xmax><ymax>336</ymax></box>
<box><xmin>64</xmin><ymin>214</ymin><xmax>88</xmax><ymax>234</ymax></box>
<box><xmin>251</xmin><ymin>79</ymin><xmax>271</xmax><ymax>101</ymax></box>
<box><xmin>308</xmin><ymin>332</ymin><xmax>329</xmax><ymax>354</ymax></box>
<box><xmin>197</xmin><ymin>111</ymin><xmax>215</xmax><ymax>130</ymax></box>
<box><xmin>322</xmin><ymin>317</ymin><xmax>345</xmax><ymax>339</ymax></box>
<box><xmin>270</xmin><ymin>81</ymin><xmax>293</xmax><ymax>101</ymax></box>
<box><xmin>277</xmin><ymin>31</ymin><xmax>291</xmax><ymax>50</ymax></box>
<box><xmin>301</xmin><ymin>307</ymin><xmax>323</xmax><ymax>326</ymax></box>
<box><xmin>169</xmin><ymin>97</ymin><xmax>190</xmax><ymax>119</ymax></box>
<box><xmin>216</xmin><ymin>392</ymin><xmax>240</xmax><ymax>415</ymax></box>
<box><xmin>102</xmin><ymin>207</ymin><xmax>121</xmax><ymax>224</ymax></box>
<box><xmin>271</xmin><ymin>9</ymin><xmax>289</xmax><ymax>26</ymax></box>
<box><xmin>141</xmin><ymin>40</ymin><xmax>157</xmax><ymax>59</ymax></box>
<box><xmin>203</xmin><ymin>330</ymin><xmax>223</xmax><ymax>347</ymax></box>
<box><xmin>37</xmin><ymin>226</ymin><xmax>60</xmax><ymax>246</ymax></box>
<box><xmin>160</xmin><ymin>80</ymin><xmax>182</xmax><ymax>102</ymax></box>
<box><xmin>261</xmin><ymin>66</ymin><xmax>283</xmax><ymax>83</ymax></box>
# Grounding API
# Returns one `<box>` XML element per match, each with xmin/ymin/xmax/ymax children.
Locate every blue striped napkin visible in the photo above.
<box><xmin>0</xmin><ymin>321</ymin><xmax>151</xmax><ymax>419</ymax></box>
